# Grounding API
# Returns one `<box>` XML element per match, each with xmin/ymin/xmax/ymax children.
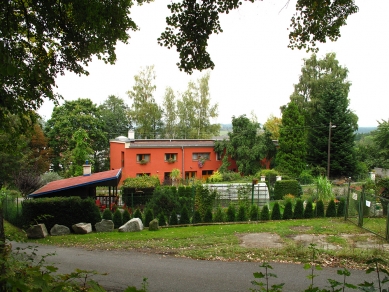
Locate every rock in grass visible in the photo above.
<box><xmin>118</xmin><ymin>218</ymin><xmax>143</xmax><ymax>232</ymax></box>
<box><xmin>50</xmin><ymin>224</ymin><xmax>70</xmax><ymax>236</ymax></box>
<box><xmin>72</xmin><ymin>223</ymin><xmax>92</xmax><ymax>234</ymax></box>
<box><xmin>26</xmin><ymin>223</ymin><xmax>48</xmax><ymax>239</ymax></box>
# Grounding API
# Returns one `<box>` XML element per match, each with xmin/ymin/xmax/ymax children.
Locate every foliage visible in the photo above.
<box><xmin>276</xmin><ymin>102</ymin><xmax>307</xmax><ymax>178</ymax></box>
<box><xmin>326</xmin><ymin>200</ymin><xmax>337</xmax><ymax>217</ymax></box>
<box><xmin>282</xmin><ymin>201</ymin><xmax>293</xmax><ymax>220</ymax></box>
<box><xmin>170</xmin><ymin>169</ymin><xmax>181</xmax><ymax>182</ymax></box>
<box><xmin>102</xmin><ymin>208</ymin><xmax>113</xmax><ymax>221</ymax></box>
<box><xmin>298</xmin><ymin>170</ymin><xmax>314</xmax><ymax>185</ymax></box>
<box><xmin>263</xmin><ymin>115</ymin><xmax>282</xmax><ymax>141</ymax></box>
<box><xmin>67</xmin><ymin>129</ymin><xmax>95</xmax><ymax>177</ymax></box>
<box><xmin>337</xmin><ymin>198</ymin><xmax>346</xmax><ymax>218</ymax></box>
<box><xmin>143</xmin><ymin>209</ymin><xmax>154</xmax><ymax>227</ymax></box>
<box><xmin>315</xmin><ymin>176</ymin><xmax>334</xmax><ymax>202</ymax></box>
<box><xmin>236</xmin><ymin>205</ymin><xmax>248</xmax><ymax>222</ymax></box>
<box><xmin>220</xmin><ymin>170</ymin><xmax>241</xmax><ymax>182</ymax></box>
<box><xmin>122</xmin><ymin>208</ymin><xmax>132</xmax><ymax>224</ymax></box>
<box><xmin>274</xmin><ymin>180</ymin><xmax>301</xmax><ymax>200</ymax></box>
<box><xmin>159</xmin><ymin>0</ymin><xmax>358</xmax><ymax>73</ymax></box>
<box><xmin>13</xmin><ymin>167</ymin><xmax>42</xmax><ymax>197</ymax></box>
<box><xmin>373</xmin><ymin>119</ymin><xmax>389</xmax><ymax>168</ymax></box>
<box><xmin>304</xmin><ymin>200</ymin><xmax>314</xmax><ymax>219</ymax></box>
<box><xmin>260</xmin><ymin>205</ymin><xmax>270</xmax><ymax>221</ymax></box>
<box><xmin>226</xmin><ymin>203</ymin><xmax>236</xmax><ymax>222</ymax></box>
<box><xmin>21</xmin><ymin>197</ymin><xmax>101</xmax><ymax>230</ymax></box>
<box><xmin>271</xmin><ymin>202</ymin><xmax>281</xmax><ymax>221</ymax></box>
<box><xmin>177</xmin><ymin>186</ymin><xmax>194</xmax><ymax>214</ymax></box>
<box><xmin>133</xmin><ymin>208</ymin><xmax>143</xmax><ymax>222</ymax></box>
<box><xmin>144</xmin><ymin>187</ymin><xmax>180</xmax><ymax>220</ymax></box>
<box><xmin>293</xmin><ymin>199</ymin><xmax>304</xmax><ymax>219</ymax></box>
<box><xmin>315</xmin><ymin>200</ymin><xmax>325</xmax><ymax>217</ymax></box>
<box><xmin>208</xmin><ymin>170</ymin><xmax>223</xmax><ymax>183</ymax></box>
<box><xmin>161</xmin><ymin>87</ymin><xmax>178</xmax><ymax>139</ymax></box>
<box><xmin>40</xmin><ymin>172</ymin><xmax>62</xmax><ymax>186</ymax></box>
<box><xmin>203</xmin><ymin>208</ymin><xmax>213</xmax><ymax>223</ymax></box>
<box><xmin>194</xmin><ymin>185</ymin><xmax>217</xmax><ymax>219</ymax></box>
<box><xmin>213</xmin><ymin>206</ymin><xmax>225</xmax><ymax>223</ymax></box>
<box><xmin>158</xmin><ymin>213</ymin><xmax>166</xmax><ymax>226</ymax></box>
<box><xmin>122</xmin><ymin>175</ymin><xmax>160</xmax><ymax>189</ymax></box>
<box><xmin>250</xmin><ymin>262</ymin><xmax>284</xmax><ymax>292</ymax></box>
<box><xmin>249</xmin><ymin>204</ymin><xmax>259</xmax><ymax>221</ymax></box>
<box><xmin>180</xmin><ymin>206</ymin><xmax>190</xmax><ymax>225</ymax></box>
<box><xmin>169</xmin><ymin>210</ymin><xmax>178</xmax><ymax>226</ymax></box>
<box><xmin>192</xmin><ymin>210</ymin><xmax>202</xmax><ymax>224</ymax></box>
<box><xmin>112</xmin><ymin>209</ymin><xmax>123</xmax><ymax>229</ymax></box>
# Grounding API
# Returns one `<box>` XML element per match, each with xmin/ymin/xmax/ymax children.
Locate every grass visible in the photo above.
<box><xmin>7</xmin><ymin>218</ymin><xmax>389</xmax><ymax>270</ymax></box>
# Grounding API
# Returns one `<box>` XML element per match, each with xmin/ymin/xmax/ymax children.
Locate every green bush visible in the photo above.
<box><xmin>337</xmin><ymin>198</ymin><xmax>346</xmax><ymax>217</ymax></box>
<box><xmin>326</xmin><ymin>199</ymin><xmax>337</xmax><ymax>217</ymax></box>
<box><xmin>226</xmin><ymin>203</ymin><xmax>236</xmax><ymax>222</ymax></box>
<box><xmin>144</xmin><ymin>209</ymin><xmax>154</xmax><ymax>227</ymax></box>
<box><xmin>178</xmin><ymin>186</ymin><xmax>193</xmax><ymax>212</ymax></box>
<box><xmin>213</xmin><ymin>206</ymin><xmax>225</xmax><ymax>222</ymax></box>
<box><xmin>169</xmin><ymin>210</ymin><xmax>178</xmax><ymax>225</ymax></box>
<box><xmin>236</xmin><ymin>205</ymin><xmax>248</xmax><ymax>222</ymax></box>
<box><xmin>102</xmin><ymin>208</ymin><xmax>113</xmax><ymax>220</ymax></box>
<box><xmin>304</xmin><ymin>200</ymin><xmax>314</xmax><ymax>219</ymax></box>
<box><xmin>271</xmin><ymin>202</ymin><xmax>281</xmax><ymax>220</ymax></box>
<box><xmin>274</xmin><ymin>180</ymin><xmax>301</xmax><ymax>200</ymax></box>
<box><xmin>298</xmin><ymin>170</ymin><xmax>314</xmax><ymax>185</ymax></box>
<box><xmin>208</xmin><ymin>170</ymin><xmax>223</xmax><ymax>182</ymax></box>
<box><xmin>144</xmin><ymin>186</ymin><xmax>180</xmax><ymax>219</ymax></box>
<box><xmin>192</xmin><ymin>210</ymin><xmax>202</xmax><ymax>224</ymax></box>
<box><xmin>282</xmin><ymin>201</ymin><xmax>293</xmax><ymax>220</ymax></box>
<box><xmin>249</xmin><ymin>204</ymin><xmax>259</xmax><ymax>221</ymax></box>
<box><xmin>220</xmin><ymin>170</ymin><xmax>242</xmax><ymax>182</ymax></box>
<box><xmin>158</xmin><ymin>213</ymin><xmax>166</xmax><ymax>226</ymax></box>
<box><xmin>293</xmin><ymin>199</ymin><xmax>304</xmax><ymax>219</ymax></box>
<box><xmin>203</xmin><ymin>208</ymin><xmax>213</xmax><ymax>223</ymax></box>
<box><xmin>112</xmin><ymin>209</ymin><xmax>122</xmax><ymax>228</ymax></box>
<box><xmin>133</xmin><ymin>208</ymin><xmax>143</xmax><ymax>222</ymax></box>
<box><xmin>260</xmin><ymin>205</ymin><xmax>270</xmax><ymax>221</ymax></box>
<box><xmin>180</xmin><ymin>206</ymin><xmax>190</xmax><ymax>224</ymax></box>
<box><xmin>315</xmin><ymin>200</ymin><xmax>325</xmax><ymax>217</ymax></box>
<box><xmin>122</xmin><ymin>208</ymin><xmax>131</xmax><ymax>223</ymax></box>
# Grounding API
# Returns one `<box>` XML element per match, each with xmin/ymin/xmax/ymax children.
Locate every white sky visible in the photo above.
<box><xmin>38</xmin><ymin>0</ymin><xmax>389</xmax><ymax>127</ymax></box>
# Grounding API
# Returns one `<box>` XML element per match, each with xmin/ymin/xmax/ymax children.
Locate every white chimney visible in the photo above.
<box><xmin>83</xmin><ymin>160</ymin><xmax>91</xmax><ymax>176</ymax></box>
<box><xmin>128</xmin><ymin>130</ymin><xmax>135</xmax><ymax>139</ymax></box>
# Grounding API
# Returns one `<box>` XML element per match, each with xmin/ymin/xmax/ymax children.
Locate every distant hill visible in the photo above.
<box><xmin>357</xmin><ymin>127</ymin><xmax>376</xmax><ymax>134</ymax></box>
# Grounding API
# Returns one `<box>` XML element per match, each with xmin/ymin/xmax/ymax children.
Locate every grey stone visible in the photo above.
<box><xmin>118</xmin><ymin>218</ymin><xmax>143</xmax><ymax>232</ymax></box>
<box><xmin>148</xmin><ymin>219</ymin><xmax>159</xmax><ymax>231</ymax></box>
<box><xmin>95</xmin><ymin>219</ymin><xmax>114</xmax><ymax>232</ymax></box>
<box><xmin>72</xmin><ymin>223</ymin><xmax>92</xmax><ymax>234</ymax></box>
<box><xmin>26</xmin><ymin>224</ymin><xmax>48</xmax><ymax>239</ymax></box>
<box><xmin>50</xmin><ymin>224</ymin><xmax>70</xmax><ymax>236</ymax></box>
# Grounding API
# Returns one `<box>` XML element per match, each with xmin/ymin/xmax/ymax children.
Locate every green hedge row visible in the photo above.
<box><xmin>274</xmin><ymin>180</ymin><xmax>302</xmax><ymax>200</ymax></box>
<box><xmin>21</xmin><ymin>196</ymin><xmax>101</xmax><ymax>231</ymax></box>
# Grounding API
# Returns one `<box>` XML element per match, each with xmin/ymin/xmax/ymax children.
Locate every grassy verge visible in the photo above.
<box><xmin>8</xmin><ymin>218</ymin><xmax>389</xmax><ymax>270</ymax></box>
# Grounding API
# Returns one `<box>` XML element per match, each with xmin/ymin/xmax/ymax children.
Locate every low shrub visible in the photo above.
<box><xmin>282</xmin><ymin>201</ymin><xmax>293</xmax><ymax>220</ymax></box>
<box><xmin>203</xmin><ymin>208</ymin><xmax>213</xmax><ymax>223</ymax></box>
<box><xmin>213</xmin><ymin>206</ymin><xmax>225</xmax><ymax>222</ymax></box>
<box><xmin>326</xmin><ymin>199</ymin><xmax>337</xmax><ymax>217</ymax></box>
<box><xmin>180</xmin><ymin>206</ymin><xmax>190</xmax><ymax>224</ymax></box>
<box><xmin>158</xmin><ymin>213</ymin><xmax>166</xmax><ymax>226</ymax></box>
<box><xmin>271</xmin><ymin>202</ymin><xmax>281</xmax><ymax>220</ymax></box>
<box><xmin>144</xmin><ymin>209</ymin><xmax>154</xmax><ymax>227</ymax></box>
<box><xmin>122</xmin><ymin>208</ymin><xmax>131</xmax><ymax>223</ymax></box>
<box><xmin>249</xmin><ymin>204</ymin><xmax>259</xmax><ymax>221</ymax></box>
<box><xmin>112</xmin><ymin>209</ymin><xmax>122</xmax><ymax>228</ymax></box>
<box><xmin>304</xmin><ymin>200</ymin><xmax>314</xmax><ymax>219</ymax></box>
<box><xmin>169</xmin><ymin>210</ymin><xmax>178</xmax><ymax>225</ymax></box>
<box><xmin>102</xmin><ymin>208</ymin><xmax>112</xmax><ymax>220</ymax></box>
<box><xmin>293</xmin><ymin>199</ymin><xmax>304</xmax><ymax>219</ymax></box>
<box><xmin>337</xmin><ymin>197</ymin><xmax>346</xmax><ymax>217</ymax></box>
<box><xmin>274</xmin><ymin>180</ymin><xmax>302</xmax><ymax>200</ymax></box>
<box><xmin>192</xmin><ymin>210</ymin><xmax>202</xmax><ymax>224</ymax></box>
<box><xmin>236</xmin><ymin>205</ymin><xmax>248</xmax><ymax>222</ymax></box>
<box><xmin>226</xmin><ymin>204</ymin><xmax>236</xmax><ymax>222</ymax></box>
<box><xmin>315</xmin><ymin>200</ymin><xmax>325</xmax><ymax>217</ymax></box>
<box><xmin>260</xmin><ymin>205</ymin><xmax>270</xmax><ymax>221</ymax></box>
<box><xmin>133</xmin><ymin>208</ymin><xmax>143</xmax><ymax>221</ymax></box>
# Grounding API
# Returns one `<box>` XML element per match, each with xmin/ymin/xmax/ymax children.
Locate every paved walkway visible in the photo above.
<box><xmin>11</xmin><ymin>242</ymin><xmax>378</xmax><ymax>292</ymax></box>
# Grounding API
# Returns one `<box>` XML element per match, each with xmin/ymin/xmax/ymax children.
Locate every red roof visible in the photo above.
<box><xmin>29</xmin><ymin>169</ymin><xmax>122</xmax><ymax>198</ymax></box>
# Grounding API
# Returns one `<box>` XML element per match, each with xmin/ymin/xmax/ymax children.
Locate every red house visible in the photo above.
<box><xmin>110</xmin><ymin>133</ymin><xmax>236</xmax><ymax>185</ymax></box>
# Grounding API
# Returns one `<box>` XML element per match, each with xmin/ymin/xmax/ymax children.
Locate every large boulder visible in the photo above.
<box><xmin>26</xmin><ymin>224</ymin><xmax>48</xmax><ymax>239</ymax></box>
<box><xmin>50</xmin><ymin>224</ymin><xmax>70</xmax><ymax>236</ymax></box>
<box><xmin>148</xmin><ymin>219</ymin><xmax>159</xmax><ymax>231</ymax></box>
<box><xmin>118</xmin><ymin>218</ymin><xmax>143</xmax><ymax>232</ymax></box>
<box><xmin>95</xmin><ymin>219</ymin><xmax>114</xmax><ymax>232</ymax></box>
<box><xmin>72</xmin><ymin>223</ymin><xmax>92</xmax><ymax>234</ymax></box>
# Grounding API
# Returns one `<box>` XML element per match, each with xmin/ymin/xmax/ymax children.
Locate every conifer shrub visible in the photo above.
<box><xmin>158</xmin><ymin>213</ymin><xmax>166</xmax><ymax>226</ymax></box>
<box><xmin>213</xmin><ymin>206</ymin><xmax>225</xmax><ymax>222</ymax></box>
<box><xmin>144</xmin><ymin>209</ymin><xmax>154</xmax><ymax>227</ymax></box>
<box><xmin>180</xmin><ymin>206</ymin><xmax>190</xmax><ymax>224</ymax></box>
<box><xmin>169</xmin><ymin>210</ymin><xmax>178</xmax><ymax>225</ymax></box>
<box><xmin>260</xmin><ymin>205</ymin><xmax>270</xmax><ymax>221</ymax></box>
<box><xmin>122</xmin><ymin>208</ymin><xmax>131</xmax><ymax>223</ymax></box>
<box><xmin>326</xmin><ymin>199</ymin><xmax>337</xmax><ymax>217</ymax></box>
<box><xmin>112</xmin><ymin>209</ymin><xmax>122</xmax><ymax>228</ymax></box>
<box><xmin>133</xmin><ymin>208</ymin><xmax>143</xmax><ymax>222</ymax></box>
<box><xmin>337</xmin><ymin>197</ymin><xmax>346</xmax><ymax>217</ymax></box>
<box><xmin>304</xmin><ymin>200</ymin><xmax>314</xmax><ymax>219</ymax></box>
<box><xmin>237</xmin><ymin>205</ymin><xmax>248</xmax><ymax>222</ymax></box>
<box><xmin>283</xmin><ymin>201</ymin><xmax>293</xmax><ymax>220</ymax></box>
<box><xmin>102</xmin><ymin>208</ymin><xmax>113</xmax><ymax>220</ymax></box>
<box><xmin>315</xmin><ymin>200</ymin><xmax>325</xmax><ymax>217</ymax></box>
<box><xmin>192</xmin><ymin>210</ymin><xmax>202</xmax><ymax>224</ymax></box>
<box><xmin>293</xmin><ymin>199</ymin><xmax>304</xmax><ymax>219</ymax></box>
<box><xmin>271</xmin><ymin>202</ymin><xmax>281</xmax><ymax>220</ymax></box>
<box><xmin>226</xmin><ymin>203</ymin><xmax>236</xmax><ymax>222</ymax></box>
<box><xmin>249</xmin><ymin>204</ymin><xmax>259</xmax><ymax>221</ymax></box>
<box><xmin>203</xmin><ymin>208</ymin><xmax>213</xmax><ymax>223</ymax></box>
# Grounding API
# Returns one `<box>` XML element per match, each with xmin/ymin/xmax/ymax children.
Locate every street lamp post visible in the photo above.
<box><xmin>327</xmin><ymin>121</ymin><xmax>336</xmax><ymax>179</ymax></box>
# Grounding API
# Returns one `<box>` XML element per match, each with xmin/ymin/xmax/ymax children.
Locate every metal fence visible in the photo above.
<box><xmin>346</xmin><ymin>186</ymin><xmax>389</xmax><ymax>240</ymax></box>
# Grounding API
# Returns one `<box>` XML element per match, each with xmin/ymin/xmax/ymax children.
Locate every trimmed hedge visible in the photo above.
<box><xmin>21</xmin><ymin>196</ymin><xmax>101</xmax><ymax>231</ymax></box>
<box><xmin>283</xmin><ymin>201</ymin><xmax>293</xmax><ymax>220</ymax></box>
<box><xmin>274</xmin><ymin>180</ymin><xmax>302</xmax><ymax>200</ymax></box>
<box><xmin>271</xmin><ymin>202</ymin><xmax>282</xmax><ymax>220</ymax></box>
<box><xmin>260</xmin><ymin>205</ymin><xmax>270</xmax><ymax>221</ymax></box>
<box><xmin>293</xmin><ymin>199</ymin><xmax>304</xmax><ymax>219</ymax></box>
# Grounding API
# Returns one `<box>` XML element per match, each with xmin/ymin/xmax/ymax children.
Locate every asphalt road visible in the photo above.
<box><xmin>11</xmin><ymin>241</ymin><xmax>378</xmax><ymax>292</ymax></box>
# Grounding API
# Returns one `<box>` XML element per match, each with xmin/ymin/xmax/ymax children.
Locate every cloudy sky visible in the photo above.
<box><xmin>38</xmin><ymin>0</ymin><xmax>389</xmax><ymax>127</ymax></box>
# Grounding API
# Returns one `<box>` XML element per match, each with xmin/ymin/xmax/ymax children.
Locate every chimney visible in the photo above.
<box><xmin>128</xmin><ymin>129</ymin><xmax>134</xmax><ymax>139</ymax></box>
<box><xmin>83</xmin><ymin>160</ymin><xmax>91</xmax><ymax>176</ymax></box>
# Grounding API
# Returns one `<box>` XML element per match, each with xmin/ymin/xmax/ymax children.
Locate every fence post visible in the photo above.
<box><xmin>345</xmin><ymin>178</ymin><xmax>351</xmax><ymax>221</ymax></box>
<box><xmin>358</xmin><ymin>190</ymin><xmax>364</xmax><ymax>227</ymax></box>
